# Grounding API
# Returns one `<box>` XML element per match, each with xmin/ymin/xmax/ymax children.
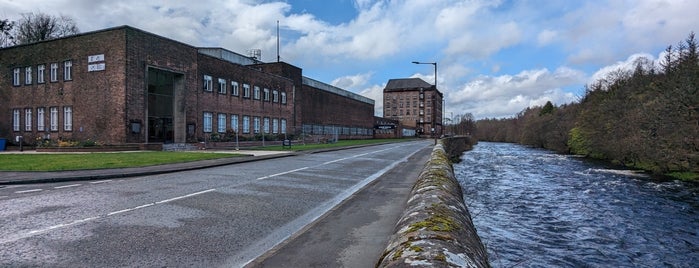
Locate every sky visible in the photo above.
<box><xmin>2</xmin><ymin>0</ymin><xmax>698</xmax><ymax>119</ymax></box>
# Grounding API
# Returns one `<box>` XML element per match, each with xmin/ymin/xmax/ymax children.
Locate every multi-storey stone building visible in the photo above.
<box><xmin>383</xmin><ymin>78</ymin><xmax>443</xmax><ymax>137</ymax></box>
<box><xmin>0</xmin><ymin>26</ymin><xmax>375</xmax><ymax>147</ymax></box>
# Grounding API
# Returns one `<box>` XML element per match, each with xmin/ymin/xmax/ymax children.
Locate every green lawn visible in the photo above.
<box><xmin>0</xmin><ymin>152</ymin><xmax>243</xmax><ymax>171</ymax></box>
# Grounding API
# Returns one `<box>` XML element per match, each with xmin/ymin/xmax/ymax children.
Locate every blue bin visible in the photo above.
<box><xmin>0</xmin><ymin>138</ymin><xmax>6</xmax><ymax>151</ymax></box>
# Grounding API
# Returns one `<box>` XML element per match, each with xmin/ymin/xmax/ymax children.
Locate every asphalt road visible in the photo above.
<box><xmin>0</xmin><ymin>140</ymin><xmax>431</xmax><ymax>267</ymax></box>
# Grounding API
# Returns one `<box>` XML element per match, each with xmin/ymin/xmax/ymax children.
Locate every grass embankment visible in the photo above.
<box><xmin>0</xmin><ymin>152</ymin><xmax>243</xmax><ymax>171</ymax></box>
<box><xmin>250</xmin><ymin>138</ymin><xmax>410</xmax><ymax>151</ymax></box>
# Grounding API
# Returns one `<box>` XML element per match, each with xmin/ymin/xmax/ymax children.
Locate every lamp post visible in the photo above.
<box><xmin>412</xmin><ymin>61</ymin><xmax>439</xmax><ymax>140</ymax></box>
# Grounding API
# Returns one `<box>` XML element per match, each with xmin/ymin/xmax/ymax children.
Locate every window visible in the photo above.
<box><xmin>263</xmin><ymin>88</ymin><xmax>270</xmax><ymax>101</ymax></box>
<box><xmin>37</xmin><ymin>65</ymin><xmax>45</xmax><ymax>83</ymax></box>
<box><xmin>37</xmin><ymin>107</ymin><xmax>45</xmax><ymax>131</ymax></box>
<box><xmin>253</xmin><ymin>117</ymin><xmax>260</xmax><ymax>133</ymax></box>
<box><xmin>13</xmin><ymin>68</ymin><xmax>20</xmax><ymax>86</ymax></box>
<box><xmin>231</xmin><ymin>81</ymin><xmax>239</xmax><ymax>96</ymax></box>
<box><xmin>50</xmin><ymin>63</ymin><xmax>58</xmax><ymax>82</ymax></box>
<box><xmin>253</xmin><ymin>86</ymin><xmax>261</xmax><ymax>100</ymax></box>
<box><xmin>203</xmin><ymin>75</ymin><xmax>213</xmax><ymax>91</ymax></box>
<box><xmin>231</xmin><ymin>114</ymin><xmax>239</xmax><ymax>132</ymax></box>
<box><xmin>25</xmin><ymin>108</ymin><xmax>32</xmax><ymax>131</ymax></box>
<box><xmin>50</xmin><ymin>107</ymin><xmax>58</xmax><ymax>131</ymax></box>
<box><xmin>243</xmin><ymin>84</ymin><xmax>251</xmax><ymax>98</ymax></box>
<box><xmin>281</xmin><ymin>119</ymin><xmax>287</xmax><ymax>134</ymax></box>
<box><xmin>13</xmin><ymin>109</ymin><xmax>20</xmax><ymax>131</ymax></box>
<box><xmin>272</xmin><ymin>118</ymin><xmax>279</xmax><ymax>134</ymax></box>
<box><xmin>217</xmin><ymin>113</ymin><xmax>226</xmax><ymax>133</ymax></box>
<box><xmin>281</xmin><ymin>92</ymin><xmax>287</xmax><ymax>104</ymax></box>
<box><xmin>218</xmin><ymin>78</ymin><xmax>226</xmax><ymax>94</ymax></box>
<box><xmin>25</xmin><ymin>67</ymin><xmax>32</xmax><ymax>85</ymax></box>
<box><xmin>63</xmin><ymin>60</ymin><xmax>72</xmax><ymax>81</ymax></box>
<box><xmin>263</xmin><ymin>117</ymin><xmax>270</xmax><ymax>133</ymax></box>
<box><xmin>273</xmin><ymin>90</ymin><xmax>279</xmax><ymax>102</ymax></box>
<box><xmin>203</xmin><ymin>112</ymin><xmax>213</xmax><ymax>133</ymax></box>
<box><xmin>242</xmin><ymin>116</ymin><xmax>250</xmax><ymax>133</ymax></box>
<box><xmin>63</xmin><ymin>106</ymin><xmax>72</xmax><ymax>131</ymax></box>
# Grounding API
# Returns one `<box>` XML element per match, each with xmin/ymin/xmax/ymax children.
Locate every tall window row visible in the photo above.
<box><xmin>203</xmin><ymin>112</ymin><xmax>287</xmax><ymax>135</ymax></box>
<box><xmin>202</xmin><ymin>74</ymin><xmax>287</xmax><ymax>104</ymax></box>
<box><xmin>12</xmin><ymin>106</ymin><xmax>73</xmax><ymax>132</ymax></box>
<box><xmin>12</xmin><ymin>60</ymin><xmax>73</xmax><ymax>86</ymax></box>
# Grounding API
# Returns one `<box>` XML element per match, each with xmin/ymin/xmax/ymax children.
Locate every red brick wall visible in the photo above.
<box><xmin>196</xmin><ymin>54</ymin><xmax>295</xmax><ymax>140</ymax></box>
<box><xmin>0</xmin><ymin>27</ymin><xmax>129</xmax><ymax>144</ymax></box>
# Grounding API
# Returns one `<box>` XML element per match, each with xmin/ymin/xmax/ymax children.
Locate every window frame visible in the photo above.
<box><xmin>263</xmin><ymin>117</ymin><xmax>270</xmax><ymax>134</ymax></box>
<box><xmin>63</xmin><ymin>60</ymin><xmax>72</xmax><ymax>81</ymax></box>
<box><xmin>243</xmin><ymin>84</ymin><xmax>251</xmax><ymax>98</ymax></box>
<box><xmin>230</xmin><ymin>114</ymin><xmax>239</xmax><ymax>132</ymax></box>
<box><xmin>203</xmin><ymin>75</ymin><xmax>213</xmax><ymax>92</ymax></box>
<box><xmin>253</xmin><ymin>117</ymin><xmax>261</xmax><ymax>134</ymax></box>
<box><xmin>281</xmin><ymin>92</ymin><xmax>287</xmax><ymax>104</ymax></box>
<box><xmin>253</xmin><ymin>86</ymin><xmax>261</xmax><ymax>100</ymax></box>
<box><xmin>50</xmin><ymin>107</ymin><xmax>59</xmax><ymax>131</ymax></box>
<box><xmin>37</xmin><ymin>64</ymin><xmax>45</xmax><ymax>84</ymax></box>
<box><xmin>281</xmin><ymin>119</ymin><xmax>287</xmax><ymax>134</ymax></box>
<box><xmin>218</xmin><ymin>78</ymin><xmax>227</xmax><ymax>94</ymax></box>
<box><xmin>12</xmin><ymin>68</ymin><xmax>20</xmax><ymax>86</ymax></box>
<box><xmin>263</xmin><ymin>88</ymin><xmax>270</xmax><ymax>101</ymax></box>
<box><xmin>24</xmin><ymin>108</ymin><xmax>32</xmax><ymax>131</ymax></box>
<box><xmin>272</xmin><ymin>118</ymin><xmax>279</xmax><ymax>134</ymax></box>
<box><xmin>203</xmin><ymin>112</ymin><xmax>213</xmax><ymax>133</ymax></box>
<box><xmin>25</xmin><ymin>66</ymin><xmax>32</xmax><ymax>85</ymax></box>
<box><xmin>37</xmin><ymin>107</ymin><xmax>45</xmax><ymax>131</ymax></box>
<box><xmin>217</xmin><ymin>113</ymin><xmax>226</xmax><ymax>133</ymax></box>
<box><xmin>242</xmin><ymin>115</ymin><xmax>250</xmax><ymax>134</ymax></box>
<box><xmin>12</xmin><ymin>109</ymin><xmax>20</xmax><ymax>131</ymax></box>
<box><xmin>231</xmin><ymin>81</ymin><xmax>239</xmax><ymax>96</ymax></box>
<box><xmin>63</xmin><ymin>106</ymin><xmax>72</xmax><ymax>131</ymax></box>
<box><xmin>50</xmin><ymin>63</ymin><xmax>58</xmax><ymax>82</ymax></box>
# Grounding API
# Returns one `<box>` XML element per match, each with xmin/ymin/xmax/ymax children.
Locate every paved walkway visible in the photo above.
<box><xmin>0</xmin><ymin>150</ymin><xmax>295</xmax><ymax>185</ymax></box>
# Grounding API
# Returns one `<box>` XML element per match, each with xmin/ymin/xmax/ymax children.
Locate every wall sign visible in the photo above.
<box><xmin>88</xmin><ymin>54</ymin><xmax>105</xmax><ymax>72</ymax></box>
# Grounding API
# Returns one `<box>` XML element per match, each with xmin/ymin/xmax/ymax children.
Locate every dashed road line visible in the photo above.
<box><xmin>15</xmin><ymin>189</ymin><xmax>43</xmax><ymax>194</ymax></box>
<box><xmin>54</xmin><ymin>184</ymin><xmax>81</xmax><ymax>189</ymax></box>
<box><xmin>89</xmin><ymin>180</ymin><xmax>113</xmax><ymax>184</ymax></box>
<box><xmin>1</xmin><ymin>188</ymin><xmax>217</xmax><ymax>245</ymax></box>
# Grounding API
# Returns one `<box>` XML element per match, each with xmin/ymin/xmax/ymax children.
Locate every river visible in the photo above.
<box><xmin>453</xmin><ymin>142</ymin><xmax>699</xmax><ymax>267</ymax></box>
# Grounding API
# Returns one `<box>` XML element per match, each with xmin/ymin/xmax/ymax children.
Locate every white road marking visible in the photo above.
<box><xmin>15</xmin><ymin>189</ymin><xmax>43</xmax><ymax>194</ymax></box>
<box><xmin>89</xmin><ymin>180</ymin><xmax>112</xmax><ymax>184</ymax></box>
<box><xmin>257</xmin><ymin>167</ymin><xmax>310</xmax><ymax>180</ymax></box>
<box><xmin>54</xmin><ymin>184</ymin><xmax>81</xmax><ymax>189</ymax></box>
<box><xmin>1</xmin><ymin>188</ymin><xmax>216</xmax><ymax>245</ymax></box>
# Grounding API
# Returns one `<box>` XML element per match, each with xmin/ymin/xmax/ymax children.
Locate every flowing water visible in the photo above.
<box><xmin>454</xmin><ymin>142</ymin><xmax>699</xmax><ymax>267</ymax></box>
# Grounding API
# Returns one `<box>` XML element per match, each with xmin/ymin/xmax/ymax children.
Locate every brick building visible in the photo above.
<box><xmin>0</xmin><ymin>26</ymin><xmax>375</xmax><ymax>147</ymax></box>
<box><xmin>383</xmin><ymin>78</ymin><xmax>443</xmax><ymax>137</ymax></box>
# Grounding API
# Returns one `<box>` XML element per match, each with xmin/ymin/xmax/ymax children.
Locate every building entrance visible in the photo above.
<box><xmin>147</xmin><ymin>68</ymin><xmax>176</xmax><ymax>143</ymax></box>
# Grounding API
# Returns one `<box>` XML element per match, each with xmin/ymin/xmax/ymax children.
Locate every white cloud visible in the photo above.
<box><xmin>448</xmin><ymin>67</ymin><xmax>585</xmax><ymax>119</ymax></box>
<box><xmin>537</xmin><ymin>29</ymin><xmax>558</xmax><ymax>46</ymax></box>
<box><xmin>358</xmin><ymin>84</ymin><xmax>385</xmax><ymax>116</ymax></box>
<box><xmin>331</xmin><ymin>73</ymin><xmax>372</xmax><ymax>90</ymax></box>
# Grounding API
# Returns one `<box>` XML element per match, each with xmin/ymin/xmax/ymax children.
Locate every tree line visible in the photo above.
<box><xmin>475</xmin><ymin>33</ymin><xmax>698</xmax><ymax>178</ymax></box>
<box><xmin>1</xmin><ymin>12</ymin><xmax>79</xmax><ymax>48</ymax></box>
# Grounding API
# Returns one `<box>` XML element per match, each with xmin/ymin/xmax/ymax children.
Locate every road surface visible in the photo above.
<box><xmin>0</xmin><ymin>140</ymin><xmax>431</xmax><ymax>267</ymax></box>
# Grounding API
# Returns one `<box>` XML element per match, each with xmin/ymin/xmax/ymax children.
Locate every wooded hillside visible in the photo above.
<box><xmin>476</xmin><ymin>33</ymin><xmax>698</xmax><ymax>177</ymax></box>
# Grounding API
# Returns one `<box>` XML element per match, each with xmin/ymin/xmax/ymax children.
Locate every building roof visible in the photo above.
<box><xmin>384</xmin><ymin>78</ymin><xmax>434</xmax><ymax>92</ymax></box>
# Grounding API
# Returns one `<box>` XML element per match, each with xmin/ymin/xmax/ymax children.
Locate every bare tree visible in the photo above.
<box><xmin>0</xmin><ymin>18</ymin><xmax>13</xmax><ymax>47</ymax></box>
<box><xmin>13</xmin><ymin>12</ymin><xmax>79</xmax><ymax>45</ymax></box>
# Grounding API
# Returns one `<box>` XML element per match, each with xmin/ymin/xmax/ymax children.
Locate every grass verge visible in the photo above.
<box><xmin>0</xmin><ymin>152</ymin><xmax>244</xmax><ymax>171</ymax></box>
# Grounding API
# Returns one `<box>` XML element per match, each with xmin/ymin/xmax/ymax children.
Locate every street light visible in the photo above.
<box><xmin>412</xmin><ymin>61</ymin><xmax>440</xmax><ymax>138</ymax></box>
<box><xmin>411</xmin><ymin>61</ymin><xmax>437</xmax><ymax>87</ymax></box>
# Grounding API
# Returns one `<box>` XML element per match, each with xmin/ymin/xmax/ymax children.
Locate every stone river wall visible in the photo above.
<box><xmin>377</xmin><ymin>137</ymin><xmax>490</xmax><ymax>267</ymax></box>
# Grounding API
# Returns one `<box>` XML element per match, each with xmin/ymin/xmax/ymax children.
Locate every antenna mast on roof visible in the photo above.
<box><xmin>276</xmin><ymin>20</ymin><xmax>280</xmax><ymax>62</ymax></box>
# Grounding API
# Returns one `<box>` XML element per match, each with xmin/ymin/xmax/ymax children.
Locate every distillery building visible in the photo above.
<box><xmin>383</xmin><ymin>78</ymin><xmax>443</xmax><ymax>137</ymax></box>
<box><xmin>0</xmin><ymin>26</ymin><xmax>375</xmax><ymax>147</ymax></box>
